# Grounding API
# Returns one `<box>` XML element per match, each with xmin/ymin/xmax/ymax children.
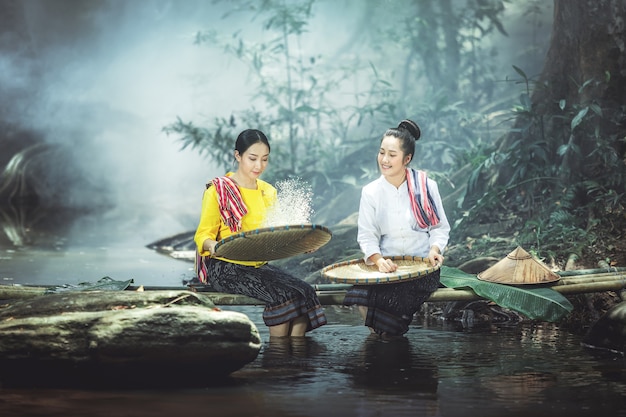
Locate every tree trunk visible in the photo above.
<box><xmin>464</xmin><ymin>0</ymin><xmax>626</xmax><ymax>219</ymax></box>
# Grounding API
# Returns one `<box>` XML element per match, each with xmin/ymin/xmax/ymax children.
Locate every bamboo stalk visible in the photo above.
<box><xmin>561</xmin><ymin>271</ymin><xmax>626</xmax><ymax>278</ymax></box>
<box><xmin>557</xmin><ymin>267</ymin><xmax>626</xmax><ymax>277</ymax></box>
<box><xmin>2</xmin><ymin>273</ymin><xmax>625</xmax><ymax>306</ymax></box>
<box><xmin>557</xmin><ymin>274</ymin><xmax>626</xmax><ymax>286</ymax></box>
<box><xmin>550</xmin><ymin>280</ymin><xmax>626</xmax><ymax>295</ymax></box>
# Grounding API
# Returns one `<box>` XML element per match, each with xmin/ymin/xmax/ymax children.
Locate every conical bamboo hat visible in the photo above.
<box><xmin>477</xmin><ymin>246</ymin><xmax>560</xmax><ymax>285</ymax></box>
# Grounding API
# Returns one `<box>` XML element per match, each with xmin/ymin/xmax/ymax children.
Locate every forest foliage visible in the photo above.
<box><xmin>164</xmin><ymin>0</ymin><xmax>625</xmax><ymax>266</ymax></box>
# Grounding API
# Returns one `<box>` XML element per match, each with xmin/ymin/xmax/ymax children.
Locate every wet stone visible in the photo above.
<box><xmin>582</xmin><ymin>300</ymin><xmax>626</xmax><ymax>355</ymax></box>
<box><xmin>0</xmin><ymin>290</ymin><xmax>261</xmax><ymax>388</ymax></box>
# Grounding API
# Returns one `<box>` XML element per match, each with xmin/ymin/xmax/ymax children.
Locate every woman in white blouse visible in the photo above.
<box><xmin>343</xmin><ymin>119</ymin><xmax>450</xmax><ymax>337</ymax></box>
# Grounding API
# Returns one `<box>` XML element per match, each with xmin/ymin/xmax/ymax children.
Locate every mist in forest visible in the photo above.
<box><xmin>0</xmin><ymin>0</ymin><xmax>552</xmax><ymax>245</ymax></box>
<box><xmin>3</xmin><ymin>0</ymin><xmax>237</xmax><ymax>240</ymax></box>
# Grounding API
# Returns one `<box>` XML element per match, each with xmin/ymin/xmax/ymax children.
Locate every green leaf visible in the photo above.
<box><xmin>589</xmin><ymin>103</ymin><xmax>603</xmax><ymax>117</ymax></box>
<box><xmin>295</xmin><ymin>105</ymin><xmax>317</xmax><ymax>113</ymax></box>
<box><xmin>439</xmin><ymin>266</ymin><xmax>574</xmax><ymax>322</ymax></box>
<box><xmin>519</xmin><ymin>93</ymin><xmax>532</xmax><ymax>110</ymax></box>
<box><xmin>44</xmin><ymin>276</ymin><xmax>134</xmax><ymax>294</ymax></box>
<box><xmin>512</xmin><ymin>65</ymin><xmax>527</xmax><ymax>81</ymax></box>
<box><xmin>571</xmin><ymin>107</ymin><xmax>589</xmax><ymax>130</ymax></box>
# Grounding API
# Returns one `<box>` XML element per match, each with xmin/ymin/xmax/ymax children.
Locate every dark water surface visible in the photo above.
<box><xmin>0</xmin><ymin>212</ymin><xmax>194</xmax><ymax>288</ymax></box>
<box><xmin>0</xmin><ymin>305</ymin><xmax>624</xmax><ymax>417</ymax></box>
<box><xmin>1</xmin><ymin>216</ymin><xmax>625</xmax><ymax>417</ymax></box>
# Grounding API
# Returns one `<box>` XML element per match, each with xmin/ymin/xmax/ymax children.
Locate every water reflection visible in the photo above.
<box><xmin>261</xmin><ymin>336</ymin><xmax>328</xmax><ymax>371</ymax></box>
<box><xmin>347</xmin><ymin>334</ymin><xmax>439</xmax><ymax>394</ymax></box>
<box><xmin>0</xmin><ymin>315</ymin><xmax>624</xmax><ymax>417</ymax></box>
<box><xmin>480</xmin><ymin>371</ymin><xmax>557</xmax><ymax>407</ymax></box>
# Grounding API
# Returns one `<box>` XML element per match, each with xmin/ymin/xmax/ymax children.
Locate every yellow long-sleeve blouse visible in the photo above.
<box><xmin>194</xmin><ymin>173</ymin><xmax>277</xmax><ymax>267</ymax></box>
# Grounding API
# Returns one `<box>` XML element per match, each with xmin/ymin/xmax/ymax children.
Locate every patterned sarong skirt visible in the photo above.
<box><xmin>343</xmin><ymin>269</ymin><xmax>440</xmax><ymax>336</ymax></box>
<box><xmin>203</xmin><ymin>258</ymin><xmax>327</xmax><ymax>331</ymax></box>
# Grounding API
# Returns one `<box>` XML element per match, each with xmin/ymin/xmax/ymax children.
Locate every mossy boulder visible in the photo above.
<box><xmin>0</xmin><ymin>290</ymin><xmax>261</xmax><ymax>387</ymax></box>
<box><xmin>582</xmin><ymin>300</ymin><xmax>626</xmax><ymax>355</ymax></box>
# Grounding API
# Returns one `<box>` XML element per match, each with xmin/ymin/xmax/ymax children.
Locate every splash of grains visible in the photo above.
<box><xmin>263</xmin><ymin>178</ymin><xmax>314</xmax><ymax>226</ymax></box>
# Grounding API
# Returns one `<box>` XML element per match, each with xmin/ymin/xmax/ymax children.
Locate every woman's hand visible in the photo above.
<box><xmin>428</xmin><ymin>246</ymin><xmax>444</xmax><ymax>267</ymax></box>
<box><xmin>375</xmin><ymin>257</ymin><xmax>398</xmax><ymax>273</ymax></box>
<box><xmin>203</xmin><ymin>239</ymin><xmax>218</xmax><ymax>257</ymax></box>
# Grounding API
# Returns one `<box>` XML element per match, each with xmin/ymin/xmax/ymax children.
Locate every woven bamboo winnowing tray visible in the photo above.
<box><xmin>214</xmin><ymin>224</ymin><xmax>332</xmax><ymax>262</ymax></box>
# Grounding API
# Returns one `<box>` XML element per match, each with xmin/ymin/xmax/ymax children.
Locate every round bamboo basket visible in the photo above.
<box><xmin>213</xmin><ymin>224</ymin><xmax>332</xmax><ymax>262</ymax></box>
<box><xmin>322</xmin><ymin>256</ymin><xmax>439</xmax><ymax>285</ymax></box>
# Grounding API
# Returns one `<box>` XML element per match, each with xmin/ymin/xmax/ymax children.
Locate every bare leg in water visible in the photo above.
<box><xmin>269</xmin><ymin>315</ymin><xmax>309</xmax><ymax>337</ymax></box>
<box><xmin>358</xmin><ymin>306</ymin><xmax>376</xmax><ymax>334</ymax></box>
<box><xmin>289</xmin><ymin>315</ymin><xmax>308</xmax><ymax>337</ymax></box>
<box><xmin>269</xmin><ymin>322</ymin><xmax>290</xmax><ymax>337</ymax></box>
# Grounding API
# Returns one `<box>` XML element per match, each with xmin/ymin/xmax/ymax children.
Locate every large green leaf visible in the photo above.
<box><xmin>439</xmin><ymin>266</ymin><xmax>574</xmax><ymax>322</ymax></box>
<box><xmin>44</xmin><ymin>276</ymin><xmax>134</xmax><ymax>294</ymax></box>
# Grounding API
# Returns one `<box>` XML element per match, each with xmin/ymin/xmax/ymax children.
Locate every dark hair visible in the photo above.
<box><xmin>235</xmin><ymin>129</ymin><xmax>271</xmax><ymax>154</ymax></box>
<box><xmin>382</xmin><ymin>119</ymin><xmax>421</xmax><ymax>162</ymax></box>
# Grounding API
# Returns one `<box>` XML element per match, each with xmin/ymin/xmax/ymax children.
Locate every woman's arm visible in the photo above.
<box><xmin>358</xmin><ymin>183</ymin><xmax>400</xmax><ymax>272</ymax></box>
<box><xmin>426</xmin><ymin>179</ymin><xmax>450</xmax><ymax>266</ymax></box>
<box><xmin>194</xmin><ymin>186</ymin><xmax>222</xmax><ymax>257</ymax></box>
<box><xmin>357</xmin><ymin>187</ymin><xmax>383</xmax><ymax>264</ymax></box>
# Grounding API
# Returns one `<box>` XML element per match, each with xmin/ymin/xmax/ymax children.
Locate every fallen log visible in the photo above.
<box><xmin>1</xmin><ymin>268</ymin><xmax>625</xmax><ymax>306</ymax></box>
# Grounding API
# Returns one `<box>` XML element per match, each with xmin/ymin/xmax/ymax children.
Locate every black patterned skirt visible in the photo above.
<box><xmin>203</xmin><ymin>258</ymin><xmax>327</xmax><ymax>331</ymax></box>
<box><xmin>343</xmin><ymin>269</ymin><xmax>440</xmax><ymax>336</ymax></box>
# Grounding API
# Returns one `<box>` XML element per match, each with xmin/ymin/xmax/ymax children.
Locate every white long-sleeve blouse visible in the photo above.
<box><xmin>357</xmin><ymin>175</ymin><xmax>450</xmax><ymax>263</ymax></box>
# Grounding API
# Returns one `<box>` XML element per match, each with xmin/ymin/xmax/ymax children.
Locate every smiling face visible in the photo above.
<box><xmin>235</xmin><ymin>141</ymin><xmax>270</xmax><ymax>185</ymax></box>
<box><xmin>378</xmin><ymin>135</ymin><xmax>412</xmax><ymax>186</ymax></box>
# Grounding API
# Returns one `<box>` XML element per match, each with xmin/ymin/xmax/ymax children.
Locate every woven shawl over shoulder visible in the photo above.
<box><xmin>195</xmin><ymin>176</ymin><xmax>248</xmax><ymax>284</ymax></box>
<box><xmin>211</xmin><ymin>176</ymin><xmax>248</xmax><ymax>232</ymax></box>
<box><xmin>406</xmin><ymin>168</ymin><xmax>440</xmax><ymax>229</ymax></box>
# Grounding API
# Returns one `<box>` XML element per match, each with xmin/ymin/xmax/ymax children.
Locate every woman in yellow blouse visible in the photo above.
<box><xmin>194</xmin><ymin>129</ymin><xmax>327</xmax><ymax>338</ymax></box>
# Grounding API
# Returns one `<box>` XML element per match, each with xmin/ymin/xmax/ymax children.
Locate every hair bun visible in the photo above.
<box><xmin>398</xmin><ymin>119</ymin><xmax>421</xmax><ymax>141</ymax></box>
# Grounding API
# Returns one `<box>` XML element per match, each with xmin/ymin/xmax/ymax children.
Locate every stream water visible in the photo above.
<box><xmin>0</xmin><ymin>213</ymin><xmax>625</xmax><ymax>416</ymax></box>
<box><xmin>0</xmin><ymin>307</ymin><xmax>624</xmax><ymax>417</ymax></box>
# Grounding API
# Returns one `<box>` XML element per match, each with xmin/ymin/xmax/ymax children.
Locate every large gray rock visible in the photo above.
<box><xmin>582</xmin><ymin>300</ymin><xmax>626</xmax><ymax>354</ymax></box>
<box><xmin>0</xmin><ymin>290</ymin><xmax>261</xmax><ymax>387</ymax></box>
